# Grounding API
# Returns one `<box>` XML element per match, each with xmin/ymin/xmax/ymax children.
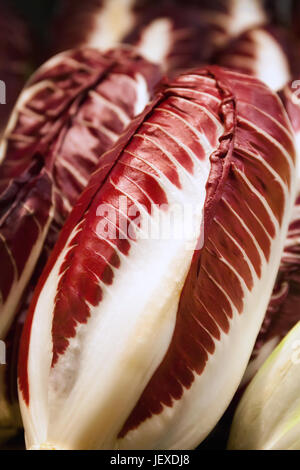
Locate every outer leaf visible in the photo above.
<box><xmin>0</xmin><ymin>46</ymin><xmax>161</xmax><ymax>442</ymax></box>
<box><xmin>122</xmin><ymin>1</ymin><xmax>221</xmax><ymax>74</ymax></box>
<box><xmin>211</xmin><ymin>24</ymin><xmax>300</xmax><ymax>384</ymax></box>
<box><xmin>242</xmin><ymin>80</ymin><xmax>300</xmax><ymax>384</ymax></box>
<box><xmin>176</xmin><ymin>0</ymin><xmax>268</xmax><ymax>40</ymax></box>
<box><xmin>18</xmin><ymin>67</ymin><xmax>297</xmax><ymax>450</ymax></box>
<box><xmin>228</xmin><ymin>321</ymin><xmax>300</xmax><ymax>450</ymax></box>
<box><xmin>215</xmin><ymin>25</ymin><xmax>300</xmax><ymax>91</ymax></box>
<box><xmin>49</xmin><ymin>0</ymin><xmax>267</xmax><ymax>74</ymax></box>
<box><xmin>0</xmin><ymin>46</ymin><xmax>160</xmax><ymax>339</ymax></box>
<box><xmin>50</xmin><ymin>0</ymin><xmax>139</xmax><ymax>55</ymax></box>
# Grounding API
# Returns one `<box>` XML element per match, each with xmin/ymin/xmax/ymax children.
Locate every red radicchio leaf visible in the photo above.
<box><xmin>49</xmin><ymin>0</ymin><xmax>268</xmax><ymax>75</ymax></box>
<box><xmin>214</xmin><ymin>24</ymin><xmax>300</xmax><ymax>92</ymax></box>
<box><xmin>17</xmin><ymin>66</ymin><xmax>297</xmax><ymax>450</ymax></box>
<box><xmin>242</xmin><ymin>80</ymin><xmax>300</xmax><ymax>383</ymax></box>
<box><xmin>0</xmin><ymin>46</ymin><xmax>161</xmax><ymax>440</ymax></box>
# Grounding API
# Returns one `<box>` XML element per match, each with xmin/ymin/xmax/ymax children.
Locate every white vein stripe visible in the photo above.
<box><xmin>222</xmin><ymin>196</ymin><xmax>267</xmax><ymax>266</ymax></box>
<box><xmin>168</xmin><ymin>95</ymin><xmax>224</xmax><ymax>133</ymax></box>
<box><xmin>109</xmin><ymin>178</ymin><xmax>152</xmax><ymax>222</ymax></box>
<box><xmin>120</xmin><ymin>156</ymin><xmax>177</xmax><ymax>195</ymax></box>
<box><xmin>6</xmin><ymin>133</ymin><xmax>36</xmax><ymax>143</ymax></box>
<box><xmin>131</xmin><ymin>133</ymin><xmax>201</xmax><ymax>190</ymax></box>
<box><xmin>190</xmin><ymin>310</ymin><xmax>217</xmax><ymax>351</ymax></box>
<box><xmin>101</xmin><ymin>214</ymin><xmax>135</xmax><ymax>242</ymax></box>
<box><xmin>233</xmin><ymin>164</ymin><xmax>279</xmax><ymax>228</ymax></box>
<box><xmin>195</xmin><ymin>296</ymin><xmax>223</xmax><ymax>336</ymax></box>
<box><xmin>177</xmin><ymin>74</ymin><xmax>216</xmax><ymax>85</ymax></box>
<box><xmin>92</xmin><ymin>229</ymin><xmax>130</xmax><ymax>265</ymax></box>
<box><xmin>154</xmin><ymin>107</ymin><xmax>214</xmax><ymax>155</ymax></box>
<box><xmin>22</xmin><ymin>202</ymin><xmax>42</xmax><ymax>232</ymax></box>
<box><xmin>56</xmin><ymin>191</ymin><xmax>73</xmax><ymax>216</ymax></box>
<box><xmin>142</xmin><ymin>121</ymin><xmax>201</xmax><ymax>175</ymax></box>
<box><xmin>132</xmin><ymin>131</ymin><xmax>202</xmax><ymax>181</ymax></box>
<box><xmin>238</xmin><ymin>116</ymin><xmax>295</xmax><ymax>171</ymax></box>
<box><xmin>270</xmin><ymin>281</ymin><xmax>288</xmax><ymax>301</ymax></box>
<box><xmin>85</xmin><ymin>267</ymin><xmax>115</xmax><ymax>299</ymax></box>
<box><xmin>281</xmin><ymin>253</ymin><xmax>300</xmax><ymax>263</ymax></box>
<box><xmin>213</xmin><ymin>218</ymin><xmax>258</xmax><ymax>282</ymax></box>
<box><xmin>58</xmin><ymin>159</ymin><xmax>88</xmax><ymax>188</ymax></box>
<box><xmin>243</xmin><ymin>199</ymin><xmax>273</xmax><ymax>244</ymax></box>
<box><xmin>0</xmin><ymin>232</ymin><xmax>18</xmax><ymax>280</ymax></box>
<box><xmin>239</xmin><ymin>100</ymin><xmax>294</xmax><ymax>141</ymax></box>
<box><xmin>202</xmin><ymin>265</ymin><xmax>238</xmax><ymax>317</ymax></box>
<box><xmin>206</xmin><ymin>243</ymin><xmax>249</xmax><ymax>293</ymax></box>
<box><xmin>235</xmin><ymin>146</ymin><xmax>289</xmax><ymax>196</ymax></box>
<box><xmin>164</xmin><ymin>87</ymin><xmax>221</xmax><ymax>104</ymax></box>
<box><xmin>286</xmin><ymin>231</ymin><xmax>300</xmax><ymax>240</ymax></box>
<box><xmin>123</xmin><ymin>147</ymin><xmax>178</xmax><ymax>182</ymax></box>
<box><xmin>78</xmin><ymin>118</ymin><xmax>119</xmax><ymax>142</ymax></box>
<box><xmin>89</xmin><ymin>90</ymin><xmax>131</xmax><ymax>126</ymax></box>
